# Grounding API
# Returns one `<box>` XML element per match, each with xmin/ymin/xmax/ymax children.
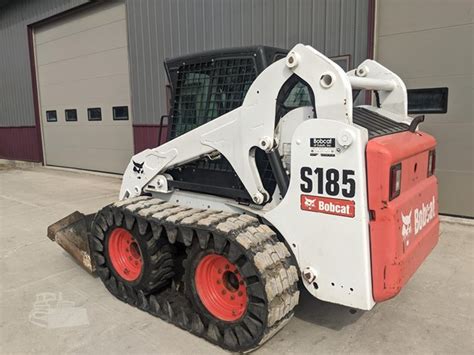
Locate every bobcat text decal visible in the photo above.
<box><xmin>301</xmin><ymin>194</ymin><xmax>355</xmax><ymax>218</ymax></box>
<box><xmin>401</xmin><ymin>196</ymin><xmax>436</xmax><ymax>246</ymax></box>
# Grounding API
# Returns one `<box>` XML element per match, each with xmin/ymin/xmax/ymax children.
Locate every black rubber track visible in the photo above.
<box><xmin>90</xmin><ymin>196</ymin><xmax>300</xmax><ymax>352</ymax></box>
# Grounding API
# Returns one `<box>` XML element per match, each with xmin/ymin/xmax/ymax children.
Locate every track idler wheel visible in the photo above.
<box><xmin>90</xmin><ymin>205</ymin><xmax>175</xmax><ymax>304</ymax></box>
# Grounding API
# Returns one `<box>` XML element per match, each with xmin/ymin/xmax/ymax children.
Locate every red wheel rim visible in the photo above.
<box><xmin>195</xmin><ymin>254</ymin><xmax>248</xmax><ymax>322</ymax></box>
<box><xmin>108</xmin><ymin>228</ymin><xmax>143</xmax><ymax>282</ymax></box>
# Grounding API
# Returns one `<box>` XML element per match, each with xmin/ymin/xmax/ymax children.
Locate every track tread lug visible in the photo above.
<box><xmin>181</xmin><ymin>210</ymin><xmax>215</xmax><ymax>226</ymax></box>
<box><xmin>166</xmin><ymin>208</ymin><xmax>200</xmax><ymax>224</ymax></box>
<box><xmin>177</xmin><ymin>310</ymin><xmax>190</xmax><ymax>330</ymax></box>
<box><xmin>96</xmin><ymin>214</ymin><xmax>108</xmax><ymax>232</ymax></box>
<box><xmin>227</xmin><ymin>242</ymin><xmax>243</xmax><ymax>263</ymax></box>
<box><xmin>223</xmin><ymin>328</ymin><xmax>239</xmax><ymax>349</ymax></box>
<box><xmin>138</xmin><ymin>291</ymin><xmax>148</xmax><ymax>309</ymax></box>
<box><xmin>126</xmin><ymin>198</ymin><xmax>163</xmax><ymax>213</ymax></box>
<box><xmin>149</xmin><ymin>295</ymin><xmax>161</xmax><ymax>315</ymax></box>
<box><xmin>93</xmin><ymin>252</ymin><xmax>105</xmax><ymax>266</ymax></box>
<box><xmin>97</xmin><ymin>266</ymin><xmax>110</xmax><ymax>280</ymax></box>
<box><xmin>137</xmin><ymin>216</ymin><xmax>149</xmax><ymax>236</ymax></box>
<box><xmin>165</xmin><ymin>301</ymin><xmax>174</xmax><ymax>320</ymax></box>
<box><xmin>124</xmin><ymin>213</ymin><xmax>135</xmax><ymax>230</ymax></box>
<box><xmin>92</xmin><ymin>224</ymin><xmax>104</xmax><ymax>241</ymax></box>
<box><xmin>150</xmin><ymin>222</ymin><xmax>163</xmax><ymax>240</ymax></box>
<box><xmin>165</xmin><ymin>226</ymin><xmax>178</xmax><ymax>244</ymax></box>
<box><xmin>114</xmin><ymin>196</ymin><xmax>149</xmax><ymax>208</ymax></box>
<box><xmin>234</xmin><ymin>325</ymin><xmax>253</xmax><ymax>347</ymax></box>
<box><xmin>102</xmin><ymin>208</ymin><xmax>114</xmax><ymax>227</ymax></box>
<box><xmin>91</xmin><ymin>236</ymin><xmax>104</xmax><ymax>252</ymax></box>
<box><xmin>213</xmin><ymin>234</ymin><xmax>228</xmax><ymax>253</ymax></box>
<box><xmin>152</xmin><ymin>206</ymin><xmax>187</xmax><ymax>221</ymax></box>
<box><xmin>207</xmin><ymin>322</ymin><xmax>222</xmax><ymax>343</ymax></box>
<box><xmin>243</xmin><ymin>315</ymin><xmax>262</xmax><ymax>337</ymax></box>
<box><xmin>112</xmin><ymin>208</ymin><xmax>124</xmax><ymax>227</ymax></box>
<box><xmin>191</xmin><ymin>313</ymin><xmax>205</xmax><ymax>334</ymax></box>
<box><xmin>196</xmin><ymin>230</ymin><xmax>210</xmax><ymax>249</ymax></box>
<box><xmin>180</xmin><ymin>227</ymin><xmax>194</xmax><ymax>246</ymax></box>
<box><xmin>138</xmin><ymin>201</ymin><xmax>171</xmax><ymax>218</ymax></box>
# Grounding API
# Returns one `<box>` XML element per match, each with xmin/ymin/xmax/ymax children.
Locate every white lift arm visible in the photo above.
<box><xmin>120</xmin><ymin>44</ymin><xmax>408</xmax><ymax>202</ymax></box>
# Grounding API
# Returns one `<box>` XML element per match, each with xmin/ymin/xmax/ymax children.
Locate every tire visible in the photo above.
<box><xmin>184</xmin><ymin>221</ymin><xmax>299</xmax><ymax>351</ymax></box>
<box><xmin>90</xmin><ymin>204</ymin><xmax>175</xmax><ymax>303</ymax></box>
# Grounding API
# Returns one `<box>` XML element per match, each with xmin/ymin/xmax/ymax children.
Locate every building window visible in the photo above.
<box><xmin>46</xmin><ymin>110</ymin><xmax>57</xmax><ymax>122</ymax></box>
<box><xmin>330</xmin><ymin>55</ymin><xmax>351</xmax><ymax>71</ymax></box>
<box><xmin>113</xmin><ymin>106</ymin><xmax>129</xmax><ymax>120</ymax></box>
<box><xmin>65</xmin><ymin>109</ymin><xmax>77</xmax><ymax>121</ymax></box>
<box><xmin>88</xmin><ymin>107</ymin><xmax>102</xmax><ymax>121</ymax></box>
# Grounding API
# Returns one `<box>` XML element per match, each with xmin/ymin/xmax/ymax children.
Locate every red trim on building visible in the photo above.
<box><xmin>367</xmin><ymin>0</ymin><xmax>376</xmax><ymax>60</ymax></box>
<box><xmin>26</xmin><ymin>26</ymin><xmax>44</xmax><ymax>164</ymax></box>
<box><xmin>133</xmin><ymin>124</ymin><xmax>169</xmax><ymax>154</ymax></box>
<box><xmin>0</xmin><ymin>127</ymin><xmax>43</xmax><ymax>162</ymax></box>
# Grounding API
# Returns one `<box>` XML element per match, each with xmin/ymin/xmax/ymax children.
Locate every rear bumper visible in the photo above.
<box><xmin>370</xmin><ymin>177</ymin><xmax>439</xmax><ymax>301</ymax></box>
<box><xmin>384</xmin><ymin>216</ymin><xmax>439</xmax><ymax>297</ymax></box>
<box><xmin>366</xmin><ymin>131</ymin><xmax>439</xmax><ymax>302</ymax></box>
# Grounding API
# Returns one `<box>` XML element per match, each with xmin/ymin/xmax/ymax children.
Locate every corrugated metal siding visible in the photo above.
<box><xmin>126</xmin><ymin>0</ymin><xmax>370</xmax><ymax>125</ymax></box>
<box><xmin>0</xmin><ymin>0</ymin><xmax>89</xmax><ymax>127</ymax></box>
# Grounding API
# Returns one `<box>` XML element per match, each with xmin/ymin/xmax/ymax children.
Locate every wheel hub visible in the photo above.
<box><xmin>108</xmin><ymin>228</ymin><xmax>143</xmax><ymax>282</ymax></box>
<box><xmin>195</xmin><ymin>254</ymin><xmax>248</xmax><ymax>322</ymax></box>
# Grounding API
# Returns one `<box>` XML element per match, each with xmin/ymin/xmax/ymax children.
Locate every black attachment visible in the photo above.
<box><xmin>407</xmin><ymin>87</ymin><xmax>448</xmax><ymax>114</ymax></box>
<box><xmin>409</xmin><ymin>115</ymin><xmax>425</xmax><ymax>132</ymax></box>
<box><xmin>266</xmin><ymin>147</ymin><xmax>289</xmax><ymax>198</ymax></box>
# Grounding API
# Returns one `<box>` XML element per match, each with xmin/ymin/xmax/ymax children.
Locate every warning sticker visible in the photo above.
<box><xmin>300</xmin><ymin>194</ymin><xmax>355</xmax><ymax>218</ymax></box>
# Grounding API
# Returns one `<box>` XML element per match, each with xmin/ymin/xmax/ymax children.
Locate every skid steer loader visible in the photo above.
<box><xmin>48</xmin><ymin>44</ymin><xmax>440</xmax><ymax>352</ymax></box>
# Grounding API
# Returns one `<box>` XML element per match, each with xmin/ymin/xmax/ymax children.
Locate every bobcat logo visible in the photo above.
<box><xmin>132</xmin><ymin>161</ymin><xmax>144</xmax><ymax>179</ymax></box>
<box><xmin>401</xmin><ymin>210</ymin><xmax>412</xmax><ymax>244</ymax></box>
<box><xmin>304</xmin><ymin>196</ymin><xmax>316</xmax><ymax>208</ymax></box>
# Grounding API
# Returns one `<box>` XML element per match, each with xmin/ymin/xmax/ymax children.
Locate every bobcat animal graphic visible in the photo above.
<box><xmin>304</xmin><ymin>196</ymin><xmax>316</xmax><ymax>208</ymax></box>
<box><xmin>132</xmin><ymin>161</ymin><xmax>144</xmax><ymax>173</ymax></box>
<box><xmin>401</xmin><ymin>210</ymin><xmax>412</xmax><ymax>245</ymax></box>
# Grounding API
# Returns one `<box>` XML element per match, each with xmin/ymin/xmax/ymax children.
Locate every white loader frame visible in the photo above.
<box><xmin>119</xmin><ymin>44</ymin><xmax>410</xmax><ymax>310</ymax></box>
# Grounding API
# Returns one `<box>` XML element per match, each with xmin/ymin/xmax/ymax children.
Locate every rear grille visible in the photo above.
<box><xmin>353</xmin><ymin>107</ymin><xmax>409</xmax><ymax>139</ymax></box>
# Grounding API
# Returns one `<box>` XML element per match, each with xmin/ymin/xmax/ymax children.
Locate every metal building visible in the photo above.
<box><xmin>1</xmin><ymin>0</ymin><xmax>471</xmax><ymax>217</ymax></box>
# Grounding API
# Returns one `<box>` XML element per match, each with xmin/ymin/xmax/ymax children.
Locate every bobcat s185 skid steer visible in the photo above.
<box><xmin>47</xmin><ymin>44</ymin><xmax>440</xmax><ymax>352</ymax></box>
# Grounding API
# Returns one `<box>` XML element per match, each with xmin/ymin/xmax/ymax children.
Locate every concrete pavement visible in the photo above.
<box><xmin>1</xmin><ymin>165</ymin><xmax>473</xmax><ymax>354</ymax></box>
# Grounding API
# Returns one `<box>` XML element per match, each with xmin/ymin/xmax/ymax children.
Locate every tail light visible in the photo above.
<box><xmin>389</xmin><ymin>163</ymin><xmax>402</xmax><ymax>200</ymax></box>
<box><xmin>428</xmin><ymin>150</ymin><xmax>436</xmax><ymax>176</ymax></box>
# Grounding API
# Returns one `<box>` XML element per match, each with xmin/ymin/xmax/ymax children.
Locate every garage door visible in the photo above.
<box><xmin>34</xmin><ymin>1</ymin><xmax>133</xmax><ymax>174</ymax></box>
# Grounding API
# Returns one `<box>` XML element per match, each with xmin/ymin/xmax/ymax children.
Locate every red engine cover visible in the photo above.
<box><xmin>366</xmin><ymin>131</ymin><xmax>439</xmax><ymax>302</ymax></box>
